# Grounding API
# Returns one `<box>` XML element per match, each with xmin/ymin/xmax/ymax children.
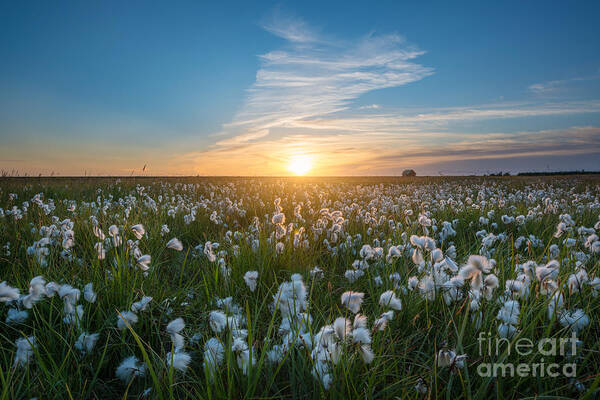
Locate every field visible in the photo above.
<box><xmin>0</xmin><ymin>176</ymin><xmax>599</xmax><ymax>399</ymax></box>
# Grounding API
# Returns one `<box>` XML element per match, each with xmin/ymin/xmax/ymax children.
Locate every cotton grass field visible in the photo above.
<box><xmin>1</xmin><ymin>176</ymin><xmax>599</xmax><ymax>399</ymax></box>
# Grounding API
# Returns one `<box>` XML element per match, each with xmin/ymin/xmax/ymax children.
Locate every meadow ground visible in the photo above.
<box><xmin>0</xmin><ymin>176</ymin><xmax>599</xmax><ymax>399</ymax></box>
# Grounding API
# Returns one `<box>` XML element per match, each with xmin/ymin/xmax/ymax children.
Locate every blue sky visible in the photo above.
<box><xmin>1</xmin><ymin>0</ymin><xmax>599</xmax><ymax>175</ymax></box>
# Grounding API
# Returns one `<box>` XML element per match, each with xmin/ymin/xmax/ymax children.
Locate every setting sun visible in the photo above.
<box><xmin>288</xmin><ymin>154</ymin><xmax>313</xmax><ymax>175</ymax></box>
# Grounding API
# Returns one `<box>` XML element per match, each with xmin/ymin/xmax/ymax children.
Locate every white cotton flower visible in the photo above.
<box><xmin>567</xmin><ymin>269</ymin><xmax>589</xmax><ymax>295</ymax></box>
<box><xmin>482</xmin><ymin>274</ymin><xmax>499</xmax><ymax>299</ymax></box>
<box><xmin>167</xmin><ymin>318</ymin><xmax>185</xmax><ymax>350</ymax></box>
<box><xmin>63</xmin><ymin>304</ymin><xmax>84</xmax><ymax>325</ymax></box>
<box><xmin>271</xmin><ymin>212</ymin><xmax>285</xmax><ymax>225</ymax></box>
<box><xmin>333</xmin><ymin>317</ymin><xmax>351</xmax><ymax>342</ymax></box>
<box><xmin>6</xmin><ymin>308</ymin><xmax>28</xmax><ymax>325</ymax></box>
<box><xmin>116</xmin><ymin>356</ymin><xmax>147</xmax><ymax>383</ymax></box>
<box><xmin>386</xmin><ymin>246</ymin><xmax>402</xmax><ymax>263</ymax></box>
<box><xmin>341</xmin><ymin>291</ymin><xmax>364</xmax><ymax>314</ymax></box>
<box><xmin>352</xmin><ymin>326</ymin><xmax>371</xmax><ymax>345</ymax></box>
<box><xmin>166</xmin><ymin>237</ymin><xmax>183</xmax><ymax>251</ymax></box>
<box><xmin>167</xmin><ymin>317</ymin><xmax>185</xmax><ymax>334</ymax></box>
<box><xmin>437</xmin><ymin>349</ymin><xmax>466</xmax><ymax>370</ymax></box>
<box><xmin>505</xmin><ymin>278</ymin><xmax>530</xmax><ymax>299</ymax></box>
<box><xmin>415</xmin><ymin>378</ymin><xmax>428</xmax><ymax>394</ymax></box>
<box><xmin>267</xmin><ymin>344</ymin><xmax>287</xmax><ymax>363</ymax></box>
<box><xmin>379</xmin><ymin>290</ymin><xmax>402</xmax><ymax>310</ymax></box>
<box><xmin>14</xmin><ymin>336</ymin><xmax>36</xmax><ymax>368</ymax></box>
<box><xmin>418</xmin><ymin>276</ymin><xmax>436</xmax><ymax>300</ymax></box>
<box><xmin>209</xmin><ymin>311</ymin><xmax>227</xmax><ymax>333</ymax></box>
<box><xmin>161</xmin><ymin>224</ymin><xmax>170</xmax><ymax>236</ymax></box>
<box><xmin>374</xmin><ymin>310</ymin><xmax>395</xmax><ymax>331</ymax></box>
<box><xmin>407</xmin><ymin>276</ymin><xmax>419</xmax><ymax>291</ymax></box>
<box><xmin>275</xmin><ymin>241</ymin><xmax>285</xmax><ymax>254</ymax></box>
<box><xmin>497</xmin><ymin>300</ymin><xmax>520</xmax><ymax>325</ymax></box>
<box><xmin>94</xmin><ymin>242</ymin><xmax>106</xmax><ymax>260</ymax></box>
<box><xmin>589</xmin><ymin>277</ymin><xmax>600</xmax><ymax>296</ymax></box>
<box><xmin>45</xmin><ymin>282</ymin><xmax>60</xmax><ymax>297</ymax></box>
<box><xmin>131</xmin><ymin>296</ymin><xmax>152</xmax><ymax>312</ymax></box>
<box><xmin>117</xmin><ymin>311</ymin><xmax>138</xmax><ymax>330</ymax></box>
<box><xmin>536</xmin><ymin>265</ymin><xmax>559</xmax><ymax>282</ymax></box>
<box><xmin>273</xmin><ymin>277</ymin><xmax>307</xmax><ymax>317</ymax></box>
<box><xmin>58</xmin><ymin>284</ymin><xmax>80</xmax><ymax>305</ymax></box>
<box><xmin>244</xmin><ymin>271</ymin><xmax>259</xmax><ymax>292</ymax></box>
<box><xmin>498</xmin><ymin>323</ymin><xmax>518</xmax><ymax>338</ymax></box>
<box><xmin>232</xmin><ymin>337</ymin><xmax>254</xmax><ymax>375</ymax></box>
<box><xmin>312</xmin><ymin>360</ymin><xmax>333</xmax><ymax>390</ymax></box>
<box><xmin>136</xmin><ymin>255</ymin><xmax>151</xmax><ymax>271</ymax></box>
<box><xmin>203</xmin><ymin>337</ymin><xmax>225</xmax><ymax>381</ymax></box>
<box><xmin>29</xmin><ymin>276</ymin><xmax>47</xmax><ymax>297</ymax></box>
<box><xmin>83</xmin><ymin>283</ymin><xmax>97</xmax><ymax>303</ymax></box>
<box><xmin>166</xmin><ymin>351</ymin><xmax>191</xmax><ymax>372</ymax></box>
<box><xmin>93</xmin><ymin>225</ymin><xmax>105</xmax><ymax>240</ymax></box>
<box><xmin>310</xmin><ymin>266</ymin><xmax>323</xmax><ymax>279</ymax></box>
<box><xmin>75</xmin><ymin>332</ymin><xmax>99</xmax><ymax>354</ymax></box>
<box><xmin>131</xmin><ymin>224</ymin><xmax>145</xmax><ymax>240</ymax></box>
<box><xmin>108</xmin><ymin>225</ymin><xmax>122</xmax><ymax>247</ymax></box>
<box><xmin>22</xmin><ymin>276</ymin><xmax>47</xmax><ymax>309</ymax></box>
<box><xmin>352</xmin><ymin>327</ymin><xmax>374</xmax><ymax>364</ymax></box>
<box><xmin>344</xmin><ymin>269</ymin><xmax>364</xmax><ymax>283</ymax></box>
<box><xmin>0</xmin><ymin>281</ymin><xmax>21</xmax><ymax>303</ymax></box>
<box><xmin>559</xmin><ymin>309</ymin><xmax>590</xmax><ymax>333</ymax></box>
<box><xmin>459</xmin><ymin>255</ymin><xmax>492</xmax><ymax>291</ymax></box>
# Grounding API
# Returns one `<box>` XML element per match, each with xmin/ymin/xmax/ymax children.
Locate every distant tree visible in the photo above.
<box><xmin>402</xmin><ymin>169</ymin><xmax>416</xmax><ymax>177</ymax></box>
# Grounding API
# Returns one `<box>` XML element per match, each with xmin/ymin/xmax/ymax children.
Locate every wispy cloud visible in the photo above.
<box><xmin>185</xmin><ymin>13</ymin><xmax>600</xmax><ymax>176</ymax></box>
<box><xmin>214</xmin><ymin>14</ymin><xmax>433</xmax><ymax>145</ymax></box>
<box><xmin>359</xmin><ymin>104</ymin><xmax>380</xmax><ymax>110</ymax></box>
<box><xmin>261</xmin><ymin>10</ymin><xmax>319</xmax><ymax>43</ymax></box>
<box><xmin>285</xmin><ymin>100</ymin><xmax>600</xmax><ymax>133</ymax></box>
<box><xmin>528</xmin><ymin>75</ymin><xmax>600</xmax><ymax>96</ymax></box>
<box><xmin>181</xmin><ymin>125</ymin><xmax>600</xmax><ymax>175</ymax></box>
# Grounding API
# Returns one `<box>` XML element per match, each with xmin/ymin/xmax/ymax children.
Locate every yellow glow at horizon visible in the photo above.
<box><xmin>288</xmin><ymin>154</ymin><xmax>313</xmax><ymax>175</ymax></box>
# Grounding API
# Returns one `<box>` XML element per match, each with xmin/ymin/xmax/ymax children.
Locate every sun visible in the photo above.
<box><xmin>287</xmin><ymin>154</ymin><xmax>313</xmax><ymax>176</ymax></box>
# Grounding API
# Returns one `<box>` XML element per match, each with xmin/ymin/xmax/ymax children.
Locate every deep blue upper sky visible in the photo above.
<box><xmin>1</xmin><ymin>1</ymin><xmax>599</xmax><ymax>175</ymax></box>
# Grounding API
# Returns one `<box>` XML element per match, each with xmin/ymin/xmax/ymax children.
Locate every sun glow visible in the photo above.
<box><xmin>287</xmin><ymin>154</ymin><xmax>313</xmax><ymax>175</ymax></box>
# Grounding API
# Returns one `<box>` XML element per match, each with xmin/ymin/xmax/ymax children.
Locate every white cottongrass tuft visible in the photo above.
<box><xmin>232</xmin><ymin>337</ymin><xmax>255</xmax><ymax>375</ymax></box>
<box><xmin>166</xmin><ymin>351</ymin><xmax>191</xmax><ymax>372</ymax></box>
<box><xmin>83</xmin><ymin>282</ymin><xmax>97</xmax><ymax>303</ymax></box>
<box><xmin>131</xmin><ymin>224</ymin><xmax>145</xmax><ymax>240</ymax></box>
<box><xmin>378</xmin><ymin>290</ymin><xmax>402</xmax><ymax>310</ymax></box>
<box><xmin>373</xmin><ymin>310</ymin><xmax>395</xmax><ymax>331</ymax></box>
<box><xmin>136</xmin><ymin>255</ymin><xmax>152</xmax><ymax>271</ymax></box>
<box><xmin>203</xmin><ymin>337</ymin><xmax>225</xmax><ymax>381</ymax></box>
<box><xmin>116</xmin><ymin>356</ymin><xmax>147</xmax><ymax>382</ymax></box>
<box><xmin>75</xmin><ymin>332</ymin><xmax>100</xmax><ymax>354</ymax></box>
<box><xmin>166</xmin><ymin>237</ymin><xmax>183</xmax><ymax>251</ymax></box>
<box><xmin>352</xmin><ymin>327</ymin><xmax>374</xmax><ymax>364</ymax></box>
<box><xmin>131</xmin><ymin>296</ymin><xmax>152</xmax><ymax>312</ymax></box>
<box><xmin>341</xmin><ymin>291</ymin><xmax>364</xmax><ymax>314</ymax></box>
<box><xmin>14</xmin><ymin>336</ymin><xmax>36</xmax><ymax>368</ymax></box>
<box><xmin>21</xmin><ymin>276</ymin><xmax>47</xmax><ymax>309</ymax></box>
<box><xmin>117</xmin><ymin>311</ymin><xmax>139</xmax><ymax>330</ymax></box>
<box><xmin>209</xmin><ymin>311</ymin><xmax>227</xmax><ymax>333</ymax></box>
<box><xmin>559</xmin><ymin>309</ymin><xmax>590</xmax><ymax>333</ymax></box>
<box><xmin>243</xmin><ymin>271</ymin><xmax>259</xmax><ymax>292</ymax></box>
<box><xmin>166</xmin><ymin>318</ymin><xmax>186</xmax><ymax>350</ymax></box>
<box><xmin>5</xmin><ymin>308</ymin><xmax>28</xmax><ymax>325</ymax></box>
<box><xmin>437</xmin><ymin>349</ymin><xmax>466</xmax><ymax>370</ymax></box>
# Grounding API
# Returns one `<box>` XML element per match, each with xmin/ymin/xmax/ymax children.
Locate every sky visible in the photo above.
<box><xmin>1</xmin><ymin>0</ymin><xmax>599</xmax><ymax>176</ymax></box>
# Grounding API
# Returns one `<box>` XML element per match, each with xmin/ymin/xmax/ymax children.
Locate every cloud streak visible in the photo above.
<box><xmin>186</xmin><ymin>14</ymin><xmax>600</xmax><ymax>176</ymax></box>
<box><xmin>214</xmin><ymin>15</ymin><xmax>433</xmax><ymax>145</ymax></box>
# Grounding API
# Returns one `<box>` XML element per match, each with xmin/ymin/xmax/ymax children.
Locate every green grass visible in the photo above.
<box><xmin>0</xmin><ymin>176</ymin><xmax>599</xmax><ymax>399</ymax></box>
